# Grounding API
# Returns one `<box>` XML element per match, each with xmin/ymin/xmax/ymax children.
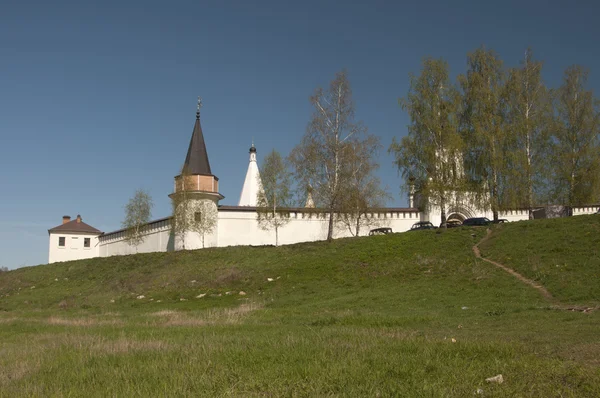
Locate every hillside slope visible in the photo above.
<box><xmin>480</xmin><ymin>214</ymin><xmax>600</xmax><ymax>305</ymax></box>
<box><xmin>0</xmin><ymin>220</ymin><xmax>599</xmax><ymax>396</ymax></box>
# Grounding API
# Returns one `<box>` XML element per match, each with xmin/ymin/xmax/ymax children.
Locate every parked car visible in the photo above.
<box><xmin>462</xmin><ymin>217</ymin><xmax>491</xmax><ymax>226</ymax></box>
<box><xmin>369</xmin><ymin>227</ymin><xmax>393</xmax><ymax>236</ymax></box>
<box><xmin>492</xmin><ymin>219</ymin><xmax>508</xmax><ymax>224</ymax></box>
<box><xmin>409</xmin><ymin>221</ymin><xmax>437</xmax><ymax>231</ymax></box>
<box><xmin>445</xmin><ymin>219</ymin><xmax>462</xmax><ymax>228</ymax></box>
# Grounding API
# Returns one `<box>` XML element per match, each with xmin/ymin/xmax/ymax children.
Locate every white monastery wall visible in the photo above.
<box><xmin>97</xmin><ymin>209</ymin><xmax>420</xmax><ymax>257</ymax></box>
<box><xmin>99</xmin><ymin>218</ymin><xmax>171</xmax><ymax>257</ymax></box>
<box><xmin>572</xmin><ymin>205</ymin><xmax>599</xmax><ymax>216</ymax></box>
<box><xmin>48</xmin><ymin>232</ymin><xmax>100</xmax><ymax>263</ymax></box>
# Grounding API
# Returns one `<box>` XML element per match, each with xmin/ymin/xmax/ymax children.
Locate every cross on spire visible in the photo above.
<box><xmin>196</xmin><ymin>96</ymin><xmax>202</xmax><ymax>119</ymax></box>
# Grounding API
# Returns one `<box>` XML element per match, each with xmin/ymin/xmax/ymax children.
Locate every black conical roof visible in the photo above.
<box><xmin>182</xmin><ymin>112</ymin><xmax>212</xmax><ymax>175</ymax></box>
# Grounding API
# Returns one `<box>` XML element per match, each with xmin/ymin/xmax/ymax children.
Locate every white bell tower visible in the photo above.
<box><xmin>238</xmin><ymin>142</ymin><xmax>263</xmax><ymax>206</ymax></box>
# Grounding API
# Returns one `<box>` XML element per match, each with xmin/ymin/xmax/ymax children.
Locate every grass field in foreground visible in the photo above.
<box><xmin>1</xmin><ymin>219</ymin><xmax>599</xmax><ymax>396</ymax></box>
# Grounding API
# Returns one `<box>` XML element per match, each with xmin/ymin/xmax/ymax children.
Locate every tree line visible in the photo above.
<box><xmin>390</xmin><ymin>47</ymin><xmax>600</xmax><ymax>224</ymax></box>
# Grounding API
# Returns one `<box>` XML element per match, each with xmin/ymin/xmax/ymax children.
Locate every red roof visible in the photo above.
<box><xmin>48</xmin><ymin>219</ymin><xmax>102</xmax><ymax>234</ymax></box>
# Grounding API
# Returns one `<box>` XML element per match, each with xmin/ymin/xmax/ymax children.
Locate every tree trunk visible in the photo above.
<box><xmin>355</xmin><ymin>215</ymin><xmax>361</xmax><ymax>236</ymax></box>
<box><xmin>275</xmin><ymin>226</ymin><xmax>279</xmax><ymax>247</ymax></box>
<box><xmin>327</xmin><ymin>208</ymin><xmax>334</xmax><ymax>242</ymax></box>
<box><xmin>440</xmin><ymin>195</ymin><xmax>447</xmax><ymax>228</ymax></box>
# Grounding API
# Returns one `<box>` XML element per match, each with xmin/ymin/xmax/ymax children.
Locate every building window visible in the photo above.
<box><xmin>84</xmin><ymin>238</ymin><xmax>90</xmax><ymax>248</ymax></box>
<box><xmin>59</xmin><ymin>237</ymin><xmax>65</xmax><ymax>247</ymax></box>
<box><xmin>195</xmin><ymin>212</ymin><xmax>202</xmax><ymax>222</ymax></box>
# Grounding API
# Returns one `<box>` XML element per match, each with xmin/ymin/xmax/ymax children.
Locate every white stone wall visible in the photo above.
<box><xmin>97</xmin><ymin>209</ymin><xmax>421</xmax><ymax>257</ymax></box>
<box><xmin>48</xmin><ymin>232</ymin><xmax>100</xmax><ymax>263</ymax></box>
<box><xmin>99</xmin><ymin>218</ymin><xmax>171</xmax><ymax>257</ymax></box>
<box><xmin>88</xmin><ymin>205</ymin><xmax>600</xmax><ymax>260</ymax></box>
<box><xmin>573</xmin><ymin>205</ymin><xmax>600</xmax><ymax>216</ymax></box>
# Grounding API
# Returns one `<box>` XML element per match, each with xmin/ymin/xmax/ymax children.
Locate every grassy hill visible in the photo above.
<box><xmin>0</xmin><ymin>216</ymin><xmax>599</xmax><ymax>396</ymax></box>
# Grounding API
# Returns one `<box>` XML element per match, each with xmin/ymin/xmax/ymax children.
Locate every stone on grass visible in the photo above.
<box><xmin>267</xmin><ymin>278</ymin><xmax>274</xmax><ymax>282</ymax></box>
<box><xmin>180</xmin><ymin>298</ymin><xmax>187</xmax><ymax>301</ymax></box>
<box><xmin>476</xmin><ymin>388</ymin><xmax>484</xmax><ymax>395</ymax></box>
<box><xmin>239</xmin><ymin>291</ymin><xmax>246</xmax><ymax>296</ymax></box>
<box><xmin>110</xmin><ymin>299</ymin><xmax>115</xmax><ymax>303</ymax></box>
<box><xmin>485</xmin><ymin>374</ymin><xmax>503</xmax><ymax>384</ymax></box>
<box><xmin>196</xmin><ymin>293</ymin><xmax>206</xmax><ymax>298</ymax></box>
<box><xmin>225</xmin><ymin>291</ymin><xmax>232</xmax><ymax>295</ymax></box>
<box><xmin>137</xmin><ymin>295</ymin><xmax>145</xmax><ymax>300</ymax></box>
<box><xmin>451</xmin><ymin>338</ymin><xmax>457</xmax><ymax>343</ymax></box>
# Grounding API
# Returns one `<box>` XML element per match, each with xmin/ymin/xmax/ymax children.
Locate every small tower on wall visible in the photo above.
<box><xmin>169</xmin><ymin>98</ymin><xmax>224</xmax><ymax>250</ymax></box>
<box><xmin>238</xmin><ymin>142</ymin><xmax>263</xmax><ymax>206</ymax></box>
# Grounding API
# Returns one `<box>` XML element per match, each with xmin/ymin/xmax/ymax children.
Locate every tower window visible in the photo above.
<box><xmin>84</xmin><ymin>238</ymin><xmax>90</xmax><ymax>248</ymax></box>
<box><xmin>194</xmin><ymin>212</ymin><xmax>202</xmax><ymax>222</ymax></box>
<box><xmin>58</xmin><ymin>237</ymin><xmax>65</xmax><ymax>247</ymax></box>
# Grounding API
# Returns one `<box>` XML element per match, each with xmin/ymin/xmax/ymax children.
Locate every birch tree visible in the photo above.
<box><xmin>289</xmin><ymin>70</ymin><xmax>370</xmax><ymax>241</ymax></box>
<box><xmin>257</xmin><ymin>149</ymin><xmax>292</xmax><ymax>246</ymax></box>
<box><xmin>339</xmin><ymin>134</ymin><xmax>388</xmax><ymax>236</ymax></box>
<box><xmin>122</xmin><ymin>189</ymin><xmax>153</xmax><ymax>252</ymax></box>
<box><xmin>391</xmin><ymin>58</ymin><xmax>464</xmax><ymax>227</ymax></box>
<box><xmin>505</xmin><ymin>49</ymin><xmax>551</xmax><ymax>218</ymax></box>
<box><xmin>459</xmin><ymin>48</ymin><xmax>508</xmax><ymax>221</ymax></box>
<box><xmin>550</xmin><ymin>65</ymin><xmax>600</xmax><ymax>210</ymax></box>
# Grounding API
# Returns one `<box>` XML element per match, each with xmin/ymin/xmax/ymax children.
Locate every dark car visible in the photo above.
<box><xmin>462</xmin><ymin>217</ymin><xmax>491</xmax><ymax>226</ymax></box>
<box><xmin>445</xmin><ymin>219</ymin><xmax>462</xmax><ymax>228</ymax></box>
<box><xmin>410</xmin><ymin>221</ymin><xmax>437</xmax><ymax>231</ymax></box>
<box><xmin>492</xmin><ymin>219</ymin><xmax>508</xmax><ymax>224</ymax></box>
<box><xmin>369</xmin><ymin>227</ymin><xmax>393</xmax><ymax>236</ymax></box>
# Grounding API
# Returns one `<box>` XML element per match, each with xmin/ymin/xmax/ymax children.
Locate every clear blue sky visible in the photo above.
<box><xmin>1</xmin><ymin>0</ymin><xmax>599</xmax><ymax>269</ymax></box>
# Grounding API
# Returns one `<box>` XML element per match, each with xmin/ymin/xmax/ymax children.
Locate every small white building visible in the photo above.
<box><xmin>48</xmin><ymin>215</ymin><xmax>101</xmax><ymax>263</ymax></box>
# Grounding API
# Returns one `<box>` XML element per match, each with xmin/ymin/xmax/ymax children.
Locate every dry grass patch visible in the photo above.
<box><xmin>152</xmin><ymin>302</ymin><xmax>262</xmax><ymax>327</ymax></box>
<box><xmin>46</xmin><ymin>316</ymin><xmax>123</xmax><ymax>327</ymax></box>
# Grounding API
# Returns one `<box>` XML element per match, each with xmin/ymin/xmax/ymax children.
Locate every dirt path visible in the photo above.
<box><xmin>473</xmin><ymin>229</ymin><xmax>597</xmax><ymax>313</ymax></box>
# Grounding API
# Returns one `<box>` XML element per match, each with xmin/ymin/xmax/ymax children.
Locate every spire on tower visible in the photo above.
<box><xmin>183</xmin><ymin>97</ymin><xmax>212</xmax><ymax>175</ymax></box>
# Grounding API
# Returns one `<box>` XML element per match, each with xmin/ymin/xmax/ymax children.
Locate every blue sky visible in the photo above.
<box><xmin>1</xmin><ymin>0</ymin><xmax>599</xmax><ymax>269</ymax></box>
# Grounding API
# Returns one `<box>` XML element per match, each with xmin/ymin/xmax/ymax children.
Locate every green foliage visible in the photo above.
<box><xmin>550</xmin><ymin>65</ymin><xmax>600</xmax><ymax>207</ymax></box>
<box><xmin>459</xmin><ymin>47</ymin><xmax>509</xmax><ymax>220</ymax></box>
<box><xmin>257</xmin><ymin>149</ymin><xmax>292</xmax><ymax>245</ymax></box>
<box><xmin>504</xmin><ymin>49</ymin><xmax>552</xmax><ymax>215</ymax></box>
<box><xmin>391</xmin><ymin>57</ymin><xmax>464</xmax><ymax>225</ymax></box>
<box><xmin>122</xmin><ymin>189</ymin><xmax>153</xmax><ymax>249</ymax></box>
<box><xmin>1</xmin><ymin>218</ymin><xmax>600</xmax><ymax>395</ymax></box>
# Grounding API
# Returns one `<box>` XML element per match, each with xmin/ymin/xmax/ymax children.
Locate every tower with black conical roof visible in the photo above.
<box><xmin>169</xmin><ymin>98</ymin><xmax>224</xmax><ymax>249</ymax></box>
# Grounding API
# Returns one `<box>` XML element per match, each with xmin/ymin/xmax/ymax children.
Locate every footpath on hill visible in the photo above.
<box><xmin>473</xmin><ymin>228</ymin><xmax>598</xmax><ymax>313</ymax></box>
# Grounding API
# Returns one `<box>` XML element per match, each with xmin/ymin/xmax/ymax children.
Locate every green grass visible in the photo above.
<box><xmin>1</xmin><ymin>220</ymin><xmax>599</xmax><ymax>396</ymax></box>
<box><xmin>479</xmin><ymin>214</ymin><xmax>600</xmax><ymax>305</ymax></box>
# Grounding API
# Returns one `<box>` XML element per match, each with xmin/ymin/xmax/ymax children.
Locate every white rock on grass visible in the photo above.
<box><xmin>485</xmin><ymin>374</ymin><xmax>503</xmax><ymax>384</ymax></box>
<box><xmin>196</xmin><ymin>293</ymin><xmax>206</xmax><ymax>298</ymax></box>
<box><xmin>239</xmin><ymin>291</ymin><xmax>247</xmax><ymax>296</ymax></box>
<box><xmin>225</xmin><ymin>291</ymin><xmax>232</xmax><ymax>295</ymax></box>
<box><xmin>267</xmin><ymin>278</ymin><xmax>274</xmax><ymax>282</ymax></box>
<box><xmin>137</xmin><ymin>295</ymin><xmax>145</xmax><ymax>299</ymax></box>
<box><xmin>110</xmin><ymin>299</ymin><xmax>115</xmax><ymax>303</ymax></box>
<box><xmin>180</xmin><ymin>298</ymin><xmax>187</xmax><ymax>301</ymax></box>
